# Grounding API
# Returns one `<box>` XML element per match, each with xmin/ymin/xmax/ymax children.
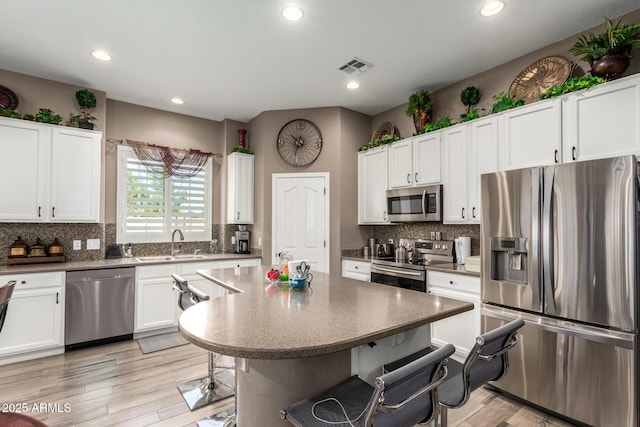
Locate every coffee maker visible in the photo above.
<box><xmin>234</xmin><ymin>225</ymin><xmax>250</xmax><ymax>254</ymax></box>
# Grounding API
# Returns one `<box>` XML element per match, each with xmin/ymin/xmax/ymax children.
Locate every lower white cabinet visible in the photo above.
<box><xmin>426</xmin><ymin>271</ymin><xmax>480</xmax><ymax>362</ymax></box>
<box><xmin>341</xmin><ymin>259</ymin><xmax>371</xmax><ymax>282</ymax></box>
<box><xmin>0</xmin><ymin>272</ymin><xmax>65</xmax><ymax>360</ymax></box>
<box><xmin>135</xmin><ymin>258</ymin><xmax>261</xmax><ymax>333</ymax></box>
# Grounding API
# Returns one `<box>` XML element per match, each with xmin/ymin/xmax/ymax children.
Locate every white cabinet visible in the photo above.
<box><xmin>388</xmin><ymin>139</ymin><xmax>413</xmax><ymax>188</ymax></box>
<box><xmin>500</xmin><ymin>98</ymin><xmax>562</xmax><ymax>170</ymax></box>
<box><xmin>358</xmin><ymin>146</ymin><xmax>389</xmax><ymax>224</ymax></box>
<box><xmin>135</xmin><ymin>264</ymin><xmax>179</xmax><ymax>333</ymax></box>
<box><xmin>227</xmin><ymin>152</ymin><xmax>254</xmax><ymax>224</ymax></box>
<box><xmin>563</xmin><ymin>73</ymin><xmax>640</xmax><ymax>162</ymax></box>
<box><xmin>135</xmin><ymin>258</ymin><xmax>261</xmax><ymax>333</ymax></box>
<box><xmin>441</xmin><ymin>124</ymin><xmax>469</xmax><ymax>223</ymax></box>
<box><xmin>0</xmin><ymin>272</ymin><xmax>64</xmax><ymax>360</ymax></box>
<box><xmin>426</xmin><ymin>271</ymin><xmax>480</xmax><ymax>363</ymax></box>
<box><xmin>50</xmin><ymin>127</ymin><xmax>102</xmax><ymax>222</ymax></box>
<box><xmin>413</xmin><ymin>133</ymin><xmax>441</xmax><ymax>186</ymax></box>
<box><xmin>0</xmin><ymin>117</ymin><xmax>102</xmax><ymax>223</ymax></box>
<box><xmin>388</xmin><ymin>134</ymin><xmax>440</xmax><ymax>189</ymax></box>
<box><xmin>341</xmin><ymin>259</ymin><xmax>371</xmax><ymax>282</ymax></box>
<box><xmin>468</xmin><ymin>116</ymin><xmax>500</xmax><ymax>223</ymax></box>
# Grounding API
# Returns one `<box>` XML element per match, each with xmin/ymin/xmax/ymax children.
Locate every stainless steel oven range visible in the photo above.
<box><xmin>370</xmin><ymin>239</ymin><xmax>454</xmax><ymax>292</ymax></box>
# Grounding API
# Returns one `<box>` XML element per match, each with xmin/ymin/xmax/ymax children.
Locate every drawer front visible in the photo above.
<box><xmin>215</xmin><ymin>258</ymin><xmax>261</xmax><ymax>269</ymax></box>
<box><xmin>136</xmin><ymin>264</ymin><xmax>177</xmax><ymax>279</ymax></box>
<box><xmin>342</xmin><ymin>260</ymin><xmax>371</xmax><ymax>275</ymax></box>
<box><xmin>427</xmin><ymin>270</ymin><xmax>479</xmax><ymax>294</ymax></box>
<box><xmin>0</xmin><ymin>271</ymin><xmax>64</xmax><ymax>290</ymax></box>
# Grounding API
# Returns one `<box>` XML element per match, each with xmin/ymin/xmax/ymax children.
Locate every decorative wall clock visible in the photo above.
<box><xmin>277</xmin><ymin>119</ymin><xmax>323</xmax><ymax>166</ymax></box>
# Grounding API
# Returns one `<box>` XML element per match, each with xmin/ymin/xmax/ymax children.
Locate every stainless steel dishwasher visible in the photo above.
<box><xmin>65</xmin><ymin>267</ymin><xmax>135</xmax><ymax>350</ymax></box>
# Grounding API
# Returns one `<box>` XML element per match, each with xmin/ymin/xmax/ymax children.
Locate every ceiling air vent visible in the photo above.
<box><xmin>338</xmin><ymin>57</ymin><xmax>374</xmax><ymax>76</ymax></box>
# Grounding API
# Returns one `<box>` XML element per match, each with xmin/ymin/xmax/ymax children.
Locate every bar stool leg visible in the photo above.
<box><xmin>178</xmin><ymin>352</ymin><xmax>235</xmax><ymax>411</ymax></box>
<box><xmin>196</xmin><ymin>358</ymin><xmax>238</xmax><ymax>427</ymax></box>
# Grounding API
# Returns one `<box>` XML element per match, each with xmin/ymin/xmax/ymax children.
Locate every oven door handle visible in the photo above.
<box><xmin>371</xmin><ymin>265</ymin><xmax>424</xmax><ymax>277</ymax></box>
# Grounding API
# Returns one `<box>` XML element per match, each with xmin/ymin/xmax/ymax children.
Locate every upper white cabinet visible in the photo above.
<box><xmin>500</xmin><ymin>98</ymin><xmax>562</xmax><ymax>170</ymax></box>
<box><xmin>467</xmin><ymin>116</ymin><xmax>500</xmax><ymax>223</ymax></box>
<box><xmin>388</xmin><ymin>139</ymin><xmax>413</xmax><ymax>188</ymax></box>
<box><xmin>50</xmin><ymin>127</ymin><xmax>102</xmax><ymax>222</ymax></box>
<box><xmin>563</xmin><ymin>73</ymin><xmax>640</xmax><ymax>162</ymax></box>
<box><xmin>0</xmin><ymin>118</ymin><xmax>102</xmax><ymax>223</ymax></box>
<box><xmin>227</xmin><ymin>152</ymin><xmax>254</xmax><ymax>224</ymax></box>
<box><xmin>358</xmin><ymin>146</ymin><xmax>389</xmax><ymax>224</ymax></box>
<box><xmin>388</xmin><ymin>134</ymin><xmax>440</xmax><ymax>189</ymax></box>
<box><xmin>441</xmin><ymin>124</ymin><xmax>469</xmax><ymax>223</ymax></box>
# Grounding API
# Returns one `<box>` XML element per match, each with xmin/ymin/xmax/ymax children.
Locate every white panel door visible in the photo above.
<box><xmin>468</xmin><ymin>116</ymin><xmax>499</xmax><ymax>223</ymax></box>
<box><xmin>273</xmin><ymin>173</ymin><xmax>329</xmax><ymax>273</ymax></box>
<box><xmin>442</xmin><ymin>125</ymin><xmax>468</xmax><ymax>223</ymax></box>
<box><xmin>358</xmin><ymin>146</ymin><xmax>389</xmax><ymax>224</ymax></box>
<box><xmin>413</xmin><ymin>133</ymin><xmax>440</xmax><ymax>185</ymax></box>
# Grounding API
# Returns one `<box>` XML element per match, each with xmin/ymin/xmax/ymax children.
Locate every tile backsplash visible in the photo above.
<box><xmin>0</xmin><ymin>223</ymin><xmax>261</xmax><ymax>265</ymax></box>
<box><xmin>345</xmin><ymin>223</ymin><xmax>481</xmax><ymax>257</ymax></box>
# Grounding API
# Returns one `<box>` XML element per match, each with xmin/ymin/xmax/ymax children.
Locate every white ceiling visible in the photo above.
<box><xmin>1</xmin><ymin>1</ymin><xmax>638</xmax><ymax>123</ymax></box>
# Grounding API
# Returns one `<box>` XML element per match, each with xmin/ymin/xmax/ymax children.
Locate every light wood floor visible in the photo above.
<box><xmin>0</xmin><ymin>340</ymin><xmax>575</xmax><ymax>427</ymax></box>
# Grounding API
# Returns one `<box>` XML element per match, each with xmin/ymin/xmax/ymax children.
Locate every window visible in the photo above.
<box><xmin>116</xmin><ymin>146</ymin><xmax>212</xmax><ymax>243</ymax></box>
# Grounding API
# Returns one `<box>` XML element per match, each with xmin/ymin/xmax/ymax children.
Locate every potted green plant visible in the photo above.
<box><xmin>75</xmin><ymin>88</ymin><xmax>97</xmax><ymax>129</ymax></box>
<box><xmin>35</xmin><ymin>108</ymin><xmax>62</xmax><ymax>125</ymax></box>
<box><xmin>570</xmin><ymin>17</ymin><xmax>640</xmax><ymax>80</ymax></box>
<box><xmin>460</xmin><ymin>86</ymin><xmax>481</xmax><ymax>114</ymax></box>
<box><xmin>405</xmin><ymin>89</ymin><xmax>432</xmax><ymax>133</ymax></box>
<box><xmin>229</xmin><ymin>145</ymin><xmax>253</xmax><ymax>154</ymax></box>
<box><xmin>0</xmin><ymin>108</ymin><xmax>23</xmax><ymax>119</ymax></box>
<box><xmin>490</xmin><ymin>92</ymin><xmax>525</xmax><ymax>114</ymax></box>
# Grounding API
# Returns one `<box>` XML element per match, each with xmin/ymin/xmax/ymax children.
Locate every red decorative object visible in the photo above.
<box><xmin>237</xmin><ymin>129</ymin><xmax>247</xmax><ymax>147</ymax></box>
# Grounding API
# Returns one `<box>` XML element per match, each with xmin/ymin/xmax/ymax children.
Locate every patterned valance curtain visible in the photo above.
<box><xmin>127</xmin><ymin>140</ymin><xmax>212</xmax><ymax>178</ymax></box>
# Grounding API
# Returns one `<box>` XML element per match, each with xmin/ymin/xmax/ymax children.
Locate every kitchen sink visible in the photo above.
<box><xmin>134</xmin><ymin>254</ymin><xmax>208</xmax><ymax>263</ymax></box>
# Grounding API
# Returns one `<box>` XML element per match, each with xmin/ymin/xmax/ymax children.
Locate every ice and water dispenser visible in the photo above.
<box><xmin>490</xmin><ymin>237</ymin><xmax>528</xmax><ymax>283</ymax></box>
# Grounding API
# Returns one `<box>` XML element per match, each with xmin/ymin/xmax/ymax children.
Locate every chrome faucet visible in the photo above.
<box><xmin>171</xmin><ymin>229</ymin><xmax>184</xmax><ymax>256</ymax></box>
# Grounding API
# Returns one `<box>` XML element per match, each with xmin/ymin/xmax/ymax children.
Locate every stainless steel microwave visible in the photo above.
<box><xmin>386</xmin><ymin>185</ymin><xmax>442</xmax><ymax>222</ymax></box>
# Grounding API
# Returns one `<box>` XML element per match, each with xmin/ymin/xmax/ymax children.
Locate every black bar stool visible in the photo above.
<box><xmin>281</xmin><ymin>343</ymin><xmax>455</xmax><ymax>427</ymax></box>
<box><xmin>0</xmin><ymin>280</ymin><xmax>16</xmax><ymax>334</ymax></box>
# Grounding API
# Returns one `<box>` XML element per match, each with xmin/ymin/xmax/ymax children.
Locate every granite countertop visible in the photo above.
<box><xmin>0</xmin><ymin>253</ymin><xmax>262</xmax><ymax>275</ymax></box>
<box><xmin>179</xmin><ymin>266</ymin><xmax>473</xmax><ymax>359</ymax></box>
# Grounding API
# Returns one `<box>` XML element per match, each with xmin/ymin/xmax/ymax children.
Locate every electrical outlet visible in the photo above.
<box><xmin>231</xmin><ymin>236</ymin><xmax>236</xmax><ymax>244</ymax></box>
<box><xmin>73</xmin><ymin>240</ymin><xmax>81</xmax><ymax>250</ymax></box>
<box><xmin>86</xmin><ymin>239</ymin><xmax>100</xmax><ymax>250</ymax></box>
<box><xmin>258</xmin><ymin>237</ymin><xmax>262</xmax><ymax>247</ymax></box>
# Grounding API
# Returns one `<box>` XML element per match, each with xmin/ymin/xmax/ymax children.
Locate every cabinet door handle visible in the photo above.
<box><xmin>572</xmin><ymin>146</ymin><xmax>577</xmax><ymax>161</ymax></box>
<box><xmin>237</xmin><ymin>212</ymin><xmax>240</xmax><ymax>220</ymax></box>
<box><xmin>56</xmin><ymin>292</ymin><xmax>59</xmax><ymax>304</ymax></box>
<box><xmin>383</xmin><ymin>211</ymin><xmax>387</xmax><ymax>221</ymax></box>
<box><xmin>462</xmin><ymin>207</ymin><xmax>465</xmax><ymax>219</ymax></box>
<box><xmin>38</xmin><ymin>206</ymin><xmax>41</xmax><ymax>217</ymax></box>
<box><xmin>415</xmin><ymin>172</ymin><xmax>419</xmax><ymax>183</ymax></box>
<box><xmin>407</xmin><ymin>173</ymin><xmax>411</xmax><ymax>184</ymax></box>
<box><xmin>554</xmin><ymin>150</ymin><xmax>559</xmax><ymax>163</ymax></box>
<box><xmin>472</xmin><ymin>207</ymin><xmax>476</xmax><ymax>219</ymax></box>
<box><xmin>52</xmin><ymin>206</ymin><xmax>55</xmax><ymax>218</ymax></box>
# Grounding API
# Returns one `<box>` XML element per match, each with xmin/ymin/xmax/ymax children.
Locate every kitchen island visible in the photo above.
<box><xmin>180</xmin><ymin>266</ymin><xmax>473</xmax><ymax>426</ymax></box>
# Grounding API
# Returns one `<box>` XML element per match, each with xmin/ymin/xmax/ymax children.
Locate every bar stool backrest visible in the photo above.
<box><xmin>366</xmin><ymin>343</ymin><xmax>455</xmax><ymax>427</ymax></box>
<box><xmin>172</xmin><ymin>273</ymin><xmax>210</xmax><ymax>310</ymax></box>
<box><xmin>0</xmin><ymin>281</ymin><xmax>16</xmax><ymax>334</ymax></box>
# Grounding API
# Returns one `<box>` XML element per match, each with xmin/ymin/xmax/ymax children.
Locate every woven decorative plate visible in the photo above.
<box><xmin>0</xmin><ymin>85</ymin><xmax>19</xmax><ymax>109</ymax></box>
<box><xmin>371</xmin><ymin>121</ymin><xmax>395</xmax><ymax>141</ymax></box>
<box><xmin>509</xmin><ymin>56</ymin><xmax>572</xmax><ymax>104</ymax></box>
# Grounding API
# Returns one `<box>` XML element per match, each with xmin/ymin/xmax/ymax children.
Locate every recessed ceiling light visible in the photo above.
<box><xmin>90</xmin><ymin>50</ymin><xmax>112</xmax><ymax>62</ymax></box>
<box><xmin>346</xmin><ymin>81</ymin><xmax>360</xmax><ymax>90</ymax></box>
<box><xmin>170</xmin><ymin>97</ymin><xmax>185</xmax><ymax>105</ymax></box>
<box><xmin>480</xmin><ymin>1</ymin><xmax>504</xmax><ymax>17</ymax></box>
<box><xmin>282</xmin><ymin>5</ymin><xmax>303</xmax><ymax>21</ymax></box>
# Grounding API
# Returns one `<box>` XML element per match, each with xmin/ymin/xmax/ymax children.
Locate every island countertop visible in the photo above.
<box><xmin>179</xmin><ymin>266</ymin><xmax>473</xmax><ymax>359</ymax></box>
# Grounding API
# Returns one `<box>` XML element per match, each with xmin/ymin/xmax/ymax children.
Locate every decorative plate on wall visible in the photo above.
<box><xmin>371</xmin><ymin>121</ymin><xmax>395</xmax><ymax>141</ymax></box>
<box><xmin>0</xmin><ymin>85</ymin><xmax>19</xmax><ymax>110</ymax></box>
<box><xmin>510</xmin><ymin>56</ymin><xmax>572</xmax><ymax>104</ymax></box>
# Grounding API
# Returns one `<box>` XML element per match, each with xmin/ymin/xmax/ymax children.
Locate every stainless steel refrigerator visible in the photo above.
<box><xmin>480</xmin><ymin>155</ymin><xmax>638</xmax><ymax>427</ymax></box>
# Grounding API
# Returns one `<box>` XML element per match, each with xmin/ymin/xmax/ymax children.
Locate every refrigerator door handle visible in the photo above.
<box><xmin>482</xmin><ymin>304</ymin><xmax>635</xmax><ymax>349</ymax></box>
<box><xmin>530</xmin><ymin>168</ymin><xmax>541</xmax><ymax>311</ymax></box>
<box><xmin>542</xmin><ymin>166</ymin><xmax>556</xmax><ymax>314</ymax></box>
